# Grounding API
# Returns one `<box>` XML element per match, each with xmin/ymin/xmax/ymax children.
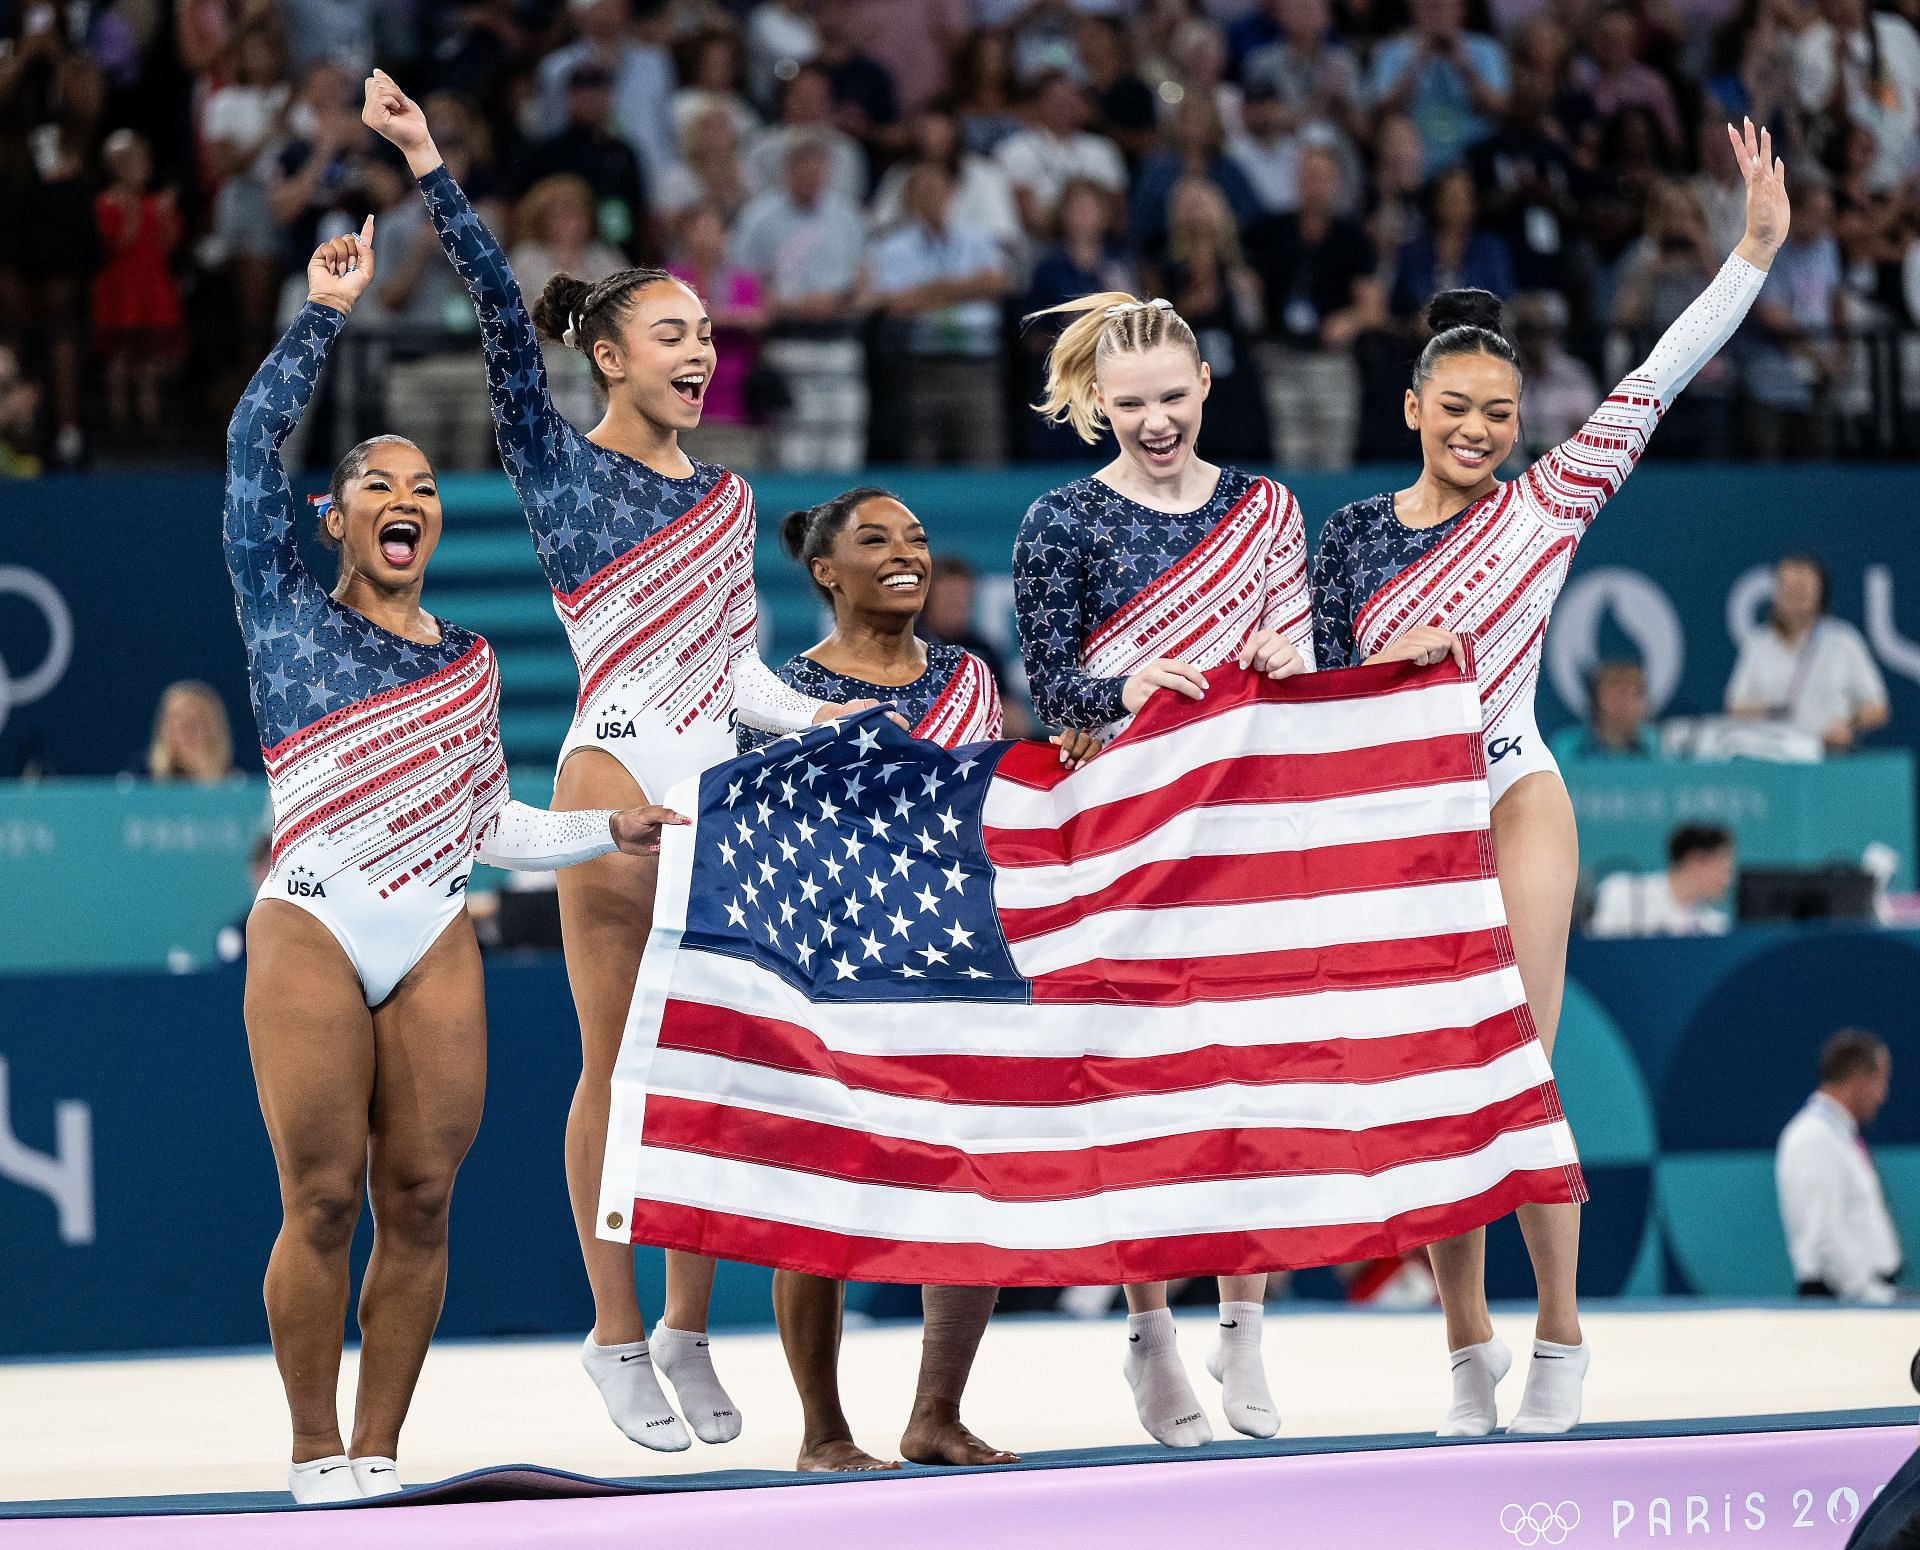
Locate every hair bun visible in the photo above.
<box><xmin>778</xmin><ymin>507</ymin><xmax>814</xmax><ymax>562</ymax></box>
<box><xmin>1426</xmin><ymin>288</ymin><xmax>1505</xmax><ymax>336</ymax></box>
<box><xmin>531</xmin><ymin>273</ymin><xmax>595</xmax><ymax>347</ymax></box>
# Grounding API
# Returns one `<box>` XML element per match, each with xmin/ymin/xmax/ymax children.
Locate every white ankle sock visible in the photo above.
<box><xmin>349</xmin><ymin>1456</ymin><xmax>401</xmax><ymax>1498</ymax></box>
<box><xmin>1123</xmin><ymin>1310</ymin><xmax>1213</xmax><ymax>1449</ymax></box>
<box><xmin>580</xmin><ymin>1336</ymin><xmax>692</xmax><ymax>1451</ymax></box>
<box><xmin>650</xmin><ymin>1326</ymin><xmax>743</xmax><ymax>1444</ymax></box>
<box><xmin>1204</xmin><ymin>1301</ymin><xmax>1279</xmax><ymax>1438</ymax></box>
<box><xmin>1506</xmin><ymin>1338</ymin><xmax>1589</xmax><ymax>1434</ymax></box>
<box><xmin>1438</xmin><ymin>1335</ymin><xmax>1511</xmax><ymax>1437</ymax></box>
<box><xmin>288</xmin><ymin>1454</ymin><xmax>361</xmax><ymax>1504</ymax></box>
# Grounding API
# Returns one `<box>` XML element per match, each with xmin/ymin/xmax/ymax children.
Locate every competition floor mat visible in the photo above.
<box><xmin>4</xmin><ymin>1306</ymin><xmax>1916</xmax><ymax>1547</ymax></box>
<box><xmin>3</xmin><ymin>1411</ymin><xmax>1913</xmax><ymax>1548</ymax></box>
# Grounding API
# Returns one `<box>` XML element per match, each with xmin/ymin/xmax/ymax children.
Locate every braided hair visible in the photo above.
<box><xmin>1027</xmin><ymin>293</ymin><xmax>1203</xmax><ymax>444</ymax></box>
<box><xmin>531</xmin><ymin>267</ymin><xmax>679</xmax><ymax>393</ymax></box>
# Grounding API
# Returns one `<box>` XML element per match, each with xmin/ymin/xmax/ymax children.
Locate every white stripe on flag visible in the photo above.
<box><xmin>646</xmin><ymin>1040</ymin><xmax>1556</xmax><ymax>1152</ymax></box>
<box><xmin>991</xmin><ymin>783</ymin><xmax>1488</xmax><ymax>908</ymax></box>
<box><xmin>665</xmin><ymin>947</ymin><xmax>1530</xmax><ymax>1058</ymax></box>
<box><xmin>1006</xmin><ymin>877</ymin><xmax>1507</xmax><ymax>977</ymax></box>
<box><xmin>981</xmin><ymin>680</ymin><xmax>1480</xmax><ymax>830</ymax></box>
<box><xmin>632</xmin><ymin>1121</ymin><xmax>1580</xmax><ymax>1247</ymax></box>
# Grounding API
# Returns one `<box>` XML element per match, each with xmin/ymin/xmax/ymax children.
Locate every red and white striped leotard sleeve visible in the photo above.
<box><xmin>1525</xmin><ymin>252</ymin><xmax>1767</xmax><ymax>530</ymax></box>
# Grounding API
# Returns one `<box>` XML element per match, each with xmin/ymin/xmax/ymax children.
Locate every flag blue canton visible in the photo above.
<box><xmin>681</xmin><ymin>710</ymin><xmax>1028</xmax><ymax>1003</ymax></box>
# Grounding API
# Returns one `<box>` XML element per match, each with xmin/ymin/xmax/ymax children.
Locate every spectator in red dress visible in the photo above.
<box><xmin>92</xmin><ymin>130</ymin><xmax>185</xmax><ymax>437</ymax></box>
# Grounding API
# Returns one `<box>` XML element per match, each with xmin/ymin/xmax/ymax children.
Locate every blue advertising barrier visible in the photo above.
<box><xmin>4</xmin><ymin>930</ymin><xmax>1916</xmax><ymax>1357</ymax></box>
<box><xmin>5</xmin><ymin>466</ymin><xmax>1920</xmax><ymax>777</ymax></box>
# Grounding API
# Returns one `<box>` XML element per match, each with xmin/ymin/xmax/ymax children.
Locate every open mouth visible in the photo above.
<box><xmin>378</xmin><ymin>519</ymin><xmax>421</xmax><ymax>568</ymax></box>
<box><xmin>1448</xmin><ymin>443</ymin><xmax>1491</xmax><ymax>470</ymax></box>
<box><xmin>1139</xmin><ymin>432</ymin><xmax>1181</xmax><ymax>463</ymax></box>
<box><xmin>672</xmin><ymin>373</ymin><xmax>707</xmax><ymax>407</ymax></box>
<box><xmin>880</xmin><ymin>571</ymin><xmax>924</xmax><ymax>594</ymax></box>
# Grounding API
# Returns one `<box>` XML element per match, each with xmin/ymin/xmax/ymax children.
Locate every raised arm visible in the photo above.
<box><xmin>1012</xmin><ymin>494</ymin><xmax>1131</xmax><ymax>731</ymax></box>
<box><xmin>224</xmin><ymin>222</ymin><xmax>375</xmax><ymax>644</ymax></box>
<box><xmin>1530</xmin><ymin>120</ymin><xmax>1788</xmax><ymax>529</ymax></box>
<box><xmin>362</xmin><ymin>70</ymin><xmax>570</xmax><ymax>497</ymax></box>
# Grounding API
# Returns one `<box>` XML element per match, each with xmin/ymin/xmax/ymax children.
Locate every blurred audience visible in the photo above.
<box><xmin>1727</xmin><ymin>552</ymin><xmax>1890</xmax><ymax>751</ymax></box>
<box><xmin>144</xmin><ymin>681</ymin><xmax>235</xmax><ymax>784</ymax></box>
<box><xmin>871</xmin><ymin>160</ymin><xmax>1012</xmax><ymax>464</ymax></box>
<box><xmin>1587</xmin><ymin>823</ymin><xmax>1736</xmax><ymax>937</ymax></box>
<box><xmin>1</xmin><ymin>0</ymin><xmax>1918</xmax><ymax>472</ymax></box>
<box><xmin>1776</xmin><ymin>1028</ymin><xmax>1901</xmax><ymax>1302</ymax></box>
<box><xmin>1552</xmin><ymin>660</ymin><xmax>1658</xmax><ymax>760</ymax></box>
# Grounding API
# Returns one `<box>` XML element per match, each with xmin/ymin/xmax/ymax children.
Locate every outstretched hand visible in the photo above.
<box><xmin>306</xmin><ymin>216</ymin><xmax>376</xmax><ymax>313</ymax></box>
<box><xmin>363</xmin><ymin>68</ymin><xmax>439</xmax><ymax>174</ymax></box>
<box><xmin>610</xmin><ymin>804</ymin><xmax>689</xmax><ymax>856</ymax></box>
<box><xmin>1729</xmin><ymin>117</ymin><xmax>1789</xmax><ymax>262</ymax></box>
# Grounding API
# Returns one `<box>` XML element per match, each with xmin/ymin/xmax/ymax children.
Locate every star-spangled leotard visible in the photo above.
<box><xmin>1311</xmin><ymin>251</ymin><xmax>1767</xmax><ymax>803</ymax></box>
<box><xmin>737</xmin><ymin>641</ymin><xmax>1003</xmax><ymax>754</ymax></box>
<box><xmin>226</xmin><ymin>302</ymin><xmax>623</xmax><ymax>1005</ymax></box>
<box><xmin>421</xmin><ymin>166</ymin><xmax>822</xmax><ymax>801</ymax></box>
<box><xmin>1013</xmin><ymin>466</ymin><xmax>1314</xmax><ymax>737</ymax></box>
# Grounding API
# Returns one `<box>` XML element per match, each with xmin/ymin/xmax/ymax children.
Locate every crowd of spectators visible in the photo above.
<box><xmin>4</xmin><ymin>0</ymin><xmax>1920</xmax><ymax>475</ymax></box>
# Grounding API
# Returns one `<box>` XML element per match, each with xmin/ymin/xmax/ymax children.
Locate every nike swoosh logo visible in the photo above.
<box><xmin>619</xmin><ymin>1353</ymin><xmax>647</xmax><ymax>1362</ymax></box>
<box><xmin>318</xmin><ymin>1465</ymin><xmax>349</xmax><ymax>1475</ymax></box>
<box><xmin>368</xmin><ymin>1468</ymin><xmax>394</xmax><ymax>1476</ymax></box>
<box><xmin>1533</xmin><ymin>1353</ymin><xmax>1565</xmax><ymax>1361</ymax></box>
<box><xmin>1219</xmin><ymin>1320</ymin><xmax>1238</xmax><ymax>1329</ymax></box>
<box><xmin>1450</xmin><ymin>1358</ymin><xmax>1470</xmax><ymax>1371</ymax></box>
<box><xmin>696</xmin><ymin>1340</ymin><xmax>709</xmax><ymax>1349</ymax></box>
<box><xmin>1128</xmin><ymin>1333</ymin><xmax>1141</xmax><ymax>1342</ymax></box>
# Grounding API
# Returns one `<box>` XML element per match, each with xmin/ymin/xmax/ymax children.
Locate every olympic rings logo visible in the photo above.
<box><xmin>0</xmin><ymin>567</ymin><xmax>74</xmax><ymax>742</ymax></box>
<box><xmin>1499</xmin><ymin>1501</ymin><xmax>1581</xmax><ymax>1545</ymax></box>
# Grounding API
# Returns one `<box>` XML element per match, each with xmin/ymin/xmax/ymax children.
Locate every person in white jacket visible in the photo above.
<box><xmin>1777</xmin><ymin>1029</ymin><xmax>1902</xmax><ymax>1302</ymax></box>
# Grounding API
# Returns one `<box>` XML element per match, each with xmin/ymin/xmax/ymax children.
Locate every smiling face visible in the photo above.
<box><xmin>594</xmin><ymin>278</ymin><xmax>715</xmax><ymax>431</ymax></box>
<box><xmin>329</xmin><ymin>439</ymin><xmax>442</xmax><ymax>589</ymax></box>
<box><xmin>813</xmin><ymin>497</ymin><xmax>931</xmax><ymax>623</ymax></box>
<box><xmin>1096</xmin><ymin>343</ymin><xmax>1212</xmax><ymax>480</ymax></box>
<box><xmin>1406</xmin><ymin>350</ymin><xmax>1520</xmax><ymax>493</ymax></box>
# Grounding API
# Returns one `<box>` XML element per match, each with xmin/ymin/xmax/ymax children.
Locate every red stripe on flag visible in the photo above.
<box><xmin>640</xmin><ymin>1090</ymin><xmax>1563</xmax><ymax>1202</ymax></box>
<box><xmin>991</xmin><ymin>659</ymin><xmax>1469</xmax><ymax>793</ymax></box>
<box><xmin>994</xmin><ymin>830</ymin><xmax>1490</xmax><ymax>944</ymax></box>
<box><xmin>657</xmin><ymin>999</ymin><xmax>1536</xmax><ymax>1104</ymax></box>
<box><xmin>618</xmin><ymin>1167</ymin><xmax>1585</xmax><ymax>1286</ymax></box>
<box><xmin>984</xmin><ymin>735</ymin><xmax>1482</xmax><ymax>868</ymax></box>
<box><xmin>1028</xmin><ymin>929</ymin><xmax>1510</xmax><ymax>1004</ymax></box>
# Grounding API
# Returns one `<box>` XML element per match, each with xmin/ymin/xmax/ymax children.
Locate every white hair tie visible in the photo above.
<box><xmin>1105</xmin><ymin>298</ymin><xmax>1175</xmax><ymax>318</ymax></box>
<box><xmin>562</xmin><ymin>309</ymin><xmax>579</xmax><ymax>349</ymax></box>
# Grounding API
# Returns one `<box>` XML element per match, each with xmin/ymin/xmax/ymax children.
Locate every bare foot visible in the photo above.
<box><xmin>796</xmin><ymin>1438</ymin><xmax>901</xmax><ymax>1473</ymax></box>
<box><xmin>900</xmin><ymin>1413</ymin><xmax>1021</xmax><ymax>1467</ymax></box>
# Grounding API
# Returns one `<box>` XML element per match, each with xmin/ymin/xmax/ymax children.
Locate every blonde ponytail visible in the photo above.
<box><xmin>1028</xmin><ymin>292</ymin><xmax>1202</xmax><ymax>444</ymax></box>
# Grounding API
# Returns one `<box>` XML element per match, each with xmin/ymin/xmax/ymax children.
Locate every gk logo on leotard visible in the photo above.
<box><xmin>1488</xmin><ymin>735</ymin><xmax>1524</xmax><ymax>763</ymax></box>
<box><xmin>446</xmin><ymin>874</ymin><xmax>468</xmax><ymax>897</ymax></box>
<box><xmin>1499</xmin><ymin>1501</ymin><xmax>1580</xmax><ymax>1546</ymax></box>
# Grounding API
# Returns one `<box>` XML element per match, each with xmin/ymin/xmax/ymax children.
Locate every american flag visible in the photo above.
<box><xmin>596</xmin><ymin>653</ymin><xmax>1586</xmax><ymax>1285</ymax></box>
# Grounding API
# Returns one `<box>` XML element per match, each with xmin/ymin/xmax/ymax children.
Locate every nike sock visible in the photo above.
<box><xmin>1204</xmin><ymin>1300</ymin><xmax>1279</xmax><ymax>1438</ymax></box>
<box><xmin>1506</xmin><ymin>1338</ymin><xmax>1589</xmax><ymax>1434</ymax></box>
<box><xmin>580</xmin><ymin>1336</ymin><xmax>691</xmax><ymax>1451</ymax></box>
<box><xmin>287</xmin><ymin>1454</ymin><xmax>361</xmax><ymax>1504</ymax></box>
<box><xmin>651</xmin><ymin>1325</ymin><xmax>743</xmax><ymax>1444</ymax></box>
<box><xmin>1123</xmin><ymin>1309</ymin><xmax>1213</xmax><ymax>1449</ymax></box>
<box><xmin>349</xmin><ymin>1456</ymin><xmax>401</xmax><ymax>1498</ymax></box>
<box><xmin>1438</xmin><ymin>1335</ymin><xmax>1511</xmax><ymax>1438</ymax></box>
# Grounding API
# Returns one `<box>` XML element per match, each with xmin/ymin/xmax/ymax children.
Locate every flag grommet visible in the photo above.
<box><xmin>605</xmin><ymin>1212</ymin><xmax>623</xmax><ymax>1231</ymax></box>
